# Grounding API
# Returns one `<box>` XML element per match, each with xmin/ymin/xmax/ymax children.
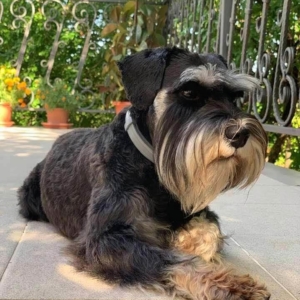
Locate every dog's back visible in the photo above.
<box><xmin>18</xmin><ymin>126</ymin><xmax>108</xmax><ymax>237</ymax></box>
<box><xmin>17</xmin><ymin>48</ymin><xmax>270</xmax><ymax>300</ymax></box>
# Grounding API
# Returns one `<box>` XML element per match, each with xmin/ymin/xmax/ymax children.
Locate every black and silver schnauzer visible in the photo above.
<box><xmin>18</xmin><ymin>47</ymin><xmax>270</xmax><ymax>300</ymax></box>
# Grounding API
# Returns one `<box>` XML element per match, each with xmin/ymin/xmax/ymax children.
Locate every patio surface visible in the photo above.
<box><xmin>0</xmin><ymin>127</ymin><xmax>299</xmax><ymax>300</ymax></box>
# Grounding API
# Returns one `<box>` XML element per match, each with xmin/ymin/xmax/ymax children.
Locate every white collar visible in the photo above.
<box><xmin>124</xmin><ymin>110</ymin><xmax>154</xmax><ymax>163</ymax></box>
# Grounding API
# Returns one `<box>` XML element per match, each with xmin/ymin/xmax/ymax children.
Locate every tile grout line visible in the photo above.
<box><xmin>0</xmin><ymin>222</ymin><xmax>28</xmax><ymax>283</ymax></box>
<box><xmin>229</xmin><ymin>236</ymin><xmax>298</xmax><ymax>300</ymax></box>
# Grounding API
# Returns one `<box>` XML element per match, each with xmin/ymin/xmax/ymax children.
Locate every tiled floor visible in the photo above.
<box><xmin>0</xmin><ymin>127</ymin><xmax>299</xmax><ymax>300</ymax></box>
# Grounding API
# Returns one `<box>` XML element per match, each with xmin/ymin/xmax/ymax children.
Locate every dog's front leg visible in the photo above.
<box><xmin>68</xmin><ymin>188</ymin><xmax>269</xmax><ymax>299</ymax></box>
<box><xmin>174</xmin><ymin>208</ymin><xmax>225</xmax><ymax>262</ymax></box>
<box><xmin>68</xmin><ymin>186</ymin><xmax>175</xmax><ymax>285</ymax></box>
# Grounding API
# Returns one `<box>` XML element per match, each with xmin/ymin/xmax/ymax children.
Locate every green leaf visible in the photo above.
<box><xmin>157</xmin><ymin>5</ymin><xmax>168</xmax><ymax>27</ymax></box>
<box><xmin>123</xmin><ymin>1</ymin><xmax>136</xmax><ymax>14</ymax></box>
<box><xmin>101</xmin><ymin>23</ymin><xmax>118</xmax><ymax>37</ymax></box>
<box><xmin>135</xmin><ymin>24</ymin><xmax>142</xmax><ymax>44</ymax></box>
<box><xmin>139</xmin><ymin>4</ymin><xmax>154</xmax><ymax>17</ymax></box>
<box><xmin>141</xmin><ymin>31</ymin><xmax>150</xmax><ymax>42</ymax></box>
<box><xmin>137</xmin><ymin>14</ymin><xmax>144</xmax><ymax>26</ymax></box>
<box><xmin>136</xmin><ymin>40</ymin><xmax>148</xmax><ymax>51</ymax></box>
<box><xmin>112</xmin><ymin>54</ymin><xmax>123</xmax><ymax>61</ymax></box>
<box><xmin>110</xmin><ymin>6</ymin><xmax>121</xmax><ymax>23</ymax></box>
<box><xmin>146</xmin><ymin>19</ymin><xmax>154</xmax><ymax>34</ymax></box>
<box><xmin>153</xmin><ymin>33</ymin><xmax>165</xmax><ymax>47</ymax></box>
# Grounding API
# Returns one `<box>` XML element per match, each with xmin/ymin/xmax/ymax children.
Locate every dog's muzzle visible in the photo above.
<box><xmin>225</xmin><ymin>125</ymin><xmax>250</xmax><ymax>149</ymax></box>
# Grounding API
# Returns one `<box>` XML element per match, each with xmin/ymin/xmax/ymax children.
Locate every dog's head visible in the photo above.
<box><xmin>118</xmin><ymin>47</ymin><xmax>268</xmax><ymax>213</ymax></box>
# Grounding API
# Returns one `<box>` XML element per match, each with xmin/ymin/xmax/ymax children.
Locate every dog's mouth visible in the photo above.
<box><xmin>218</xmin><ymin>150</ymin><xmax>237</xmax><ymax>161</ymax></box>
<box><xmin>218</xmin><ymin>155</ymin><xmax>233</xmax><ymax>161</ymax></box>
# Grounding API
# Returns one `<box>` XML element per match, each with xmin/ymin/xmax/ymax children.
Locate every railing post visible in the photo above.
<box><xmin>219</xmin><ymin>0</ymin><xmax>233</xmax><ymax>57</ymax></box>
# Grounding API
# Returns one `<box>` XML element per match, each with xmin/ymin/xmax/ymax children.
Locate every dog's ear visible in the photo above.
<box><xmin>210</xmin><ymin>53</ymin><xmax>228</xmax><ymax>68</ymax></box>
<box><xmin>118</xmin><ymin>48</ymin><xmax>171</xmax><ymax>110</ymax></box>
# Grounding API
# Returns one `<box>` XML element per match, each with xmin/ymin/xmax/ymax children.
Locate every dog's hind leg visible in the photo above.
<box><xmin>18</xmin><ymin>160</ymin><xmax>48</xmax><ymax>221</ymax></box>
<box><xmin>174</xmin><ymin>208</ymin><xmax>225</xmax><ymax>262</ymax></box>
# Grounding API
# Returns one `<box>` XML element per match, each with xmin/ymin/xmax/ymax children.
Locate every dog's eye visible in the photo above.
<box><xmin>181</xmin><ymin>90</ymin><xmax>198</xmax><ymax>100</ymax></box>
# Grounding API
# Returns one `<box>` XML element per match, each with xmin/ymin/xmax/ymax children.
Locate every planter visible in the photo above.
<box><xmin>42</xmin><ymin>107</ymin><xmax>73</xmax><ymax>129</ymax></box>
<box><xmin>0</xmin><ymin>103</ymin><xmax>14</xmax><ymax>127</ymax></box>
<box><xmin>113</xmin><ymin>101</ymin><xmax>131</xmax><ymax>114</ymax></box>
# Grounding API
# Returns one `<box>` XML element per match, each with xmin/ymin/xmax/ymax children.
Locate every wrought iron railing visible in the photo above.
<box><xmin>0</xmin><ymin>0</ymin><xmax>299</xmax><ymax>137</ymax></box>
<box><xmin>0</xmin><ymin>0</ymin><xmax>166</xmax><ymax>112</ymax></box>
<box><xmin>0</xmin><ymin>0</ymin><xmax>115</xmax><ymax>111</ymax></box>
<box><xmin>165</xmin><ymin>0</ymin><xmax>300</xmax><ymax>136</ymax></box>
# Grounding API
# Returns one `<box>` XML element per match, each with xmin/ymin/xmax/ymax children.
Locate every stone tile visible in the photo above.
<box><xmin>221</xmin><ymin>238</ymin><xmax>297</xmax><ymax>300</ymax></box>
<box><xmin>1</xmin><ymin>127</ymin><xmax>300</xmax><ymax>300</ymax></box>
<box><xmin>216</xmin><ymin>185</ymin><xmax>300</xmax><ymax>205</ymax></box>
<box><xmin>210</xmin><ymin>203</ymin><xmax>300</xmax><ymax>237</ymax></box>
<box><xmin>0</xmin><ymin>190</ymin><xmax>26</xmax><ymax>279</ymax></box>
<box><xmin>245</xmin><ymin>185</ymin><xmax>300</xmax><ymax>204</ymax></box>
<box><xmin>228</xmin><ymin>235</ymin><xmax>300</xmax><ymax>299</ymax></box>
<box><xmin>262</xmin><ymin>163</ymin><xmax>300</xmax><ymax>186</ymax></box>
<box><xmin>0</xmin><ymin>222</ymin><xmax>172</xmax><ymax>300</ymax></box>
<box><xmin>255</xmin><ymin>174</ymin><xmax>286</xmax><ymax>186</ymax></box>
<box><xmin>215</xmin><ymin>188</ymin><xmax>250</xmax><ymax>205</ymax></box>
<box><xmin>0</xmin><ymin>221</ymin><xmax>294</xmax><ymax>300</ymax></box>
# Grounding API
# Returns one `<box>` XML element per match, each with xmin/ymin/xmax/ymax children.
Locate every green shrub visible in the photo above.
<box><xmin>12</xmin><ymin>110</ymin><xmax>115</xmax><ymax>128</ymax></box>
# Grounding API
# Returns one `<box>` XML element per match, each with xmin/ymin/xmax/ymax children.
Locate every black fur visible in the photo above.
<box><xmin>18</xmin><ymin>161</ymin><xmax>48</xmax><ymax>222</ymax></box>
<box><xmin>18</xmin><ymin>47</ymin><xmax>269</xmax><ymax>299</ymax></box>
<box><xmin>19</xmin><ymin>110</ymin><xmax>206</xmax><ymax>285</ymax></box>
<box><xmin>118</xmin><ymin>47</ymin><xmax>227</xmax><ymax>110</ymax></box>
<box><xmin>118</xmin><ymin>48</ymin><xmax>169</xmax><ymax>110</ymax></box>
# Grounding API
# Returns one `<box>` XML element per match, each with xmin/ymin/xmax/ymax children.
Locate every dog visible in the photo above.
<box><xmin>18</xmin><ymin>47</ymin><xmax>270</xmax><ymax>300</ymax></box>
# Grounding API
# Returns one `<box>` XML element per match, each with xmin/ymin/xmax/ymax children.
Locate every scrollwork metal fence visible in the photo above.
<box><xmin>0</xmin><ymin>0</ymin><xmax>116</xmax><ymax>111</ymax></box>
<box><xmin>0</xmin><ymin>0</ymin><xmax>166</xmax><ymax>112</ymax></box>
<box><xmin>0</xmin><ymin>0</ymin><xmax>300</xmax><ymax>137</ymax></box>
<box><xmin>166</xmin><ymin>0</ymin><xmax>300</xmax><ymax>136</ymax></box>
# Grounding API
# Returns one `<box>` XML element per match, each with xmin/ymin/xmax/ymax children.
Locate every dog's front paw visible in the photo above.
<box><xmin>206</xmin><ymin>272</ymin><xmax>271</xmax><ymax>300</ymax></box>
<box><xmin>169</xmin><ymin>261</ymin><xmax>271</xmax><ymax>300</ymax></box>
<box><xmin>175</xmin><ymin>216</ymin><xmax>224</xmax><ymax>262</ymax></box>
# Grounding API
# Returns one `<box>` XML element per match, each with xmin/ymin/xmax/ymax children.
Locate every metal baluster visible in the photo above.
<box><xmin>272</xmin><ymin>0</ymin><xmax>297</xmax><ymax>126</ymax></box>
<box><xmin>40</xmin><ymin>0</ymin><xmax>66</xmax><ymax>87</ymax></box>
<box><xmin>226</xmin><ymin>0</ymin><xmax>237</xmax><ymax>63</ymax></box>
<box><xmin>190</xmin><ymin>0</ymin><xmax>198</xmax><ymax>51</ymax></box>
<box><xmin>197</xmin><ymin>0</ymin><xmax>204</xmax><ymax>52</ymax></box>
<box><xmin>219</xmin><ymin>0</ymin><xmax>233</xmax><ymax>58</ymax></box>
<box><xmin>237</xmin><ymin>0</ymin><xmax>253</xmax><ymax>113</ymax></box>
<box><xmin>205</xmin><ymin>0</ymin><xmax>214</xmax><ymax>53</ymax></box>
<box><xmin>72</xmin><ymin>0</ymin><xmax>97</xmax><ymax>108</ymax></box>
<box><xmin>215</xmin><ymin>4</ymin><xmax>221</xmax><ymax>53</ymax></box>
<box><xmin>178</xmin><ymin>0</ymin><xmax>185</xmax><ymax>47</ymax></box>
<box><xmin>252</xmin><ymin>0</ymin><xmax>272</xmax><ymax>123</ymax></box>
<box><xmin>240</xmin><ymin>0</ymin><xmax>253</xmax><ymax>70</ymax></box>
<box><xmin>184</xmin><ymin>0</ymin><xmax>191</xmax><ymax>49</ymax></box>
<box><xmin>10</xmin><ymin>0</ymin><xmax>35</xmax><ymax>77</ymax></box>
<box><xmin>0</xmin><ymin>1</ymin><xmax>4</xmax><ymax>46</ymax></box>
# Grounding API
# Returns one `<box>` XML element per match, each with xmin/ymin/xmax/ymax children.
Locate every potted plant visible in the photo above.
<box><xmin>99</xmin><ymin>62</ymin><xmax>129</xmax><ymax>114</ymax></box>
<box><xmin>0</xmin><ymin>65</ymin><xmax>32</xmax><ymax>126</ymax></box>
<box><xmin>100</xmin><ymin>0</ymin><xmax>167</xmax><ymax>114</ymax></box>
<box><xmin>35</xmin><ymin>79</ymin><xmax>78</xmax><ymax>129</ymax></box>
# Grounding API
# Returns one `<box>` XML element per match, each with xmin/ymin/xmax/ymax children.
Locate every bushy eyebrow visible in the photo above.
<box><xmin>178</xmin><ymin>64</ymin><xmax>260</xmax><ymax>93</ymax></box>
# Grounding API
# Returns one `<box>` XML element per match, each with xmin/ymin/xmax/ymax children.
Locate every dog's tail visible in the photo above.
<box><xmin>18</xmin><ymin>160</ymin><xmax>48</xmax><ymax>221</ymax></box>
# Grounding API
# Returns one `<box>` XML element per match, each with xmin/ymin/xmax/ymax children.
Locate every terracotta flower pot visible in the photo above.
<box><xmin>113</xmin><ymin>101</ymin><xmax>131</xmax><ymax>114</ymax></box>
<box><xmin>0</xmin><ymin>103</ymin><xmax>14</xmax><ymax>127</ymax></box>
<box><xmin>42</xmin><ymin>107</ymin><xmax>73</xmax><ymax>129</ymax></box>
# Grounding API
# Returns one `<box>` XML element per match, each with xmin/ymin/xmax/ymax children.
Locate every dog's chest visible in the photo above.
<box><xmin>144</xmin><ymin>177</ymin><xmax>192</xmax><ymax>229</ymax></box>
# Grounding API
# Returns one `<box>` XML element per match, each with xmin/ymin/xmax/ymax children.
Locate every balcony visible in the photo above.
<box><xmin>0</xmin><ymin>127</ymin><xmax>299</xmax><ymax>300</ymax></box>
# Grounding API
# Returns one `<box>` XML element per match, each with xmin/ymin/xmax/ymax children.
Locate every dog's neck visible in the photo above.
<box><xmin>125</xmin><ymin>110</ymin><xmax>154</xmax><ymax>162</ymax></box>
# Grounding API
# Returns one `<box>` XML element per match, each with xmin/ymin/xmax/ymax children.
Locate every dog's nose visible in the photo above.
<box><xmin>225</xmin><ymin>125</ymin><xmax>250</xmax><ymax>149</ymax></box>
